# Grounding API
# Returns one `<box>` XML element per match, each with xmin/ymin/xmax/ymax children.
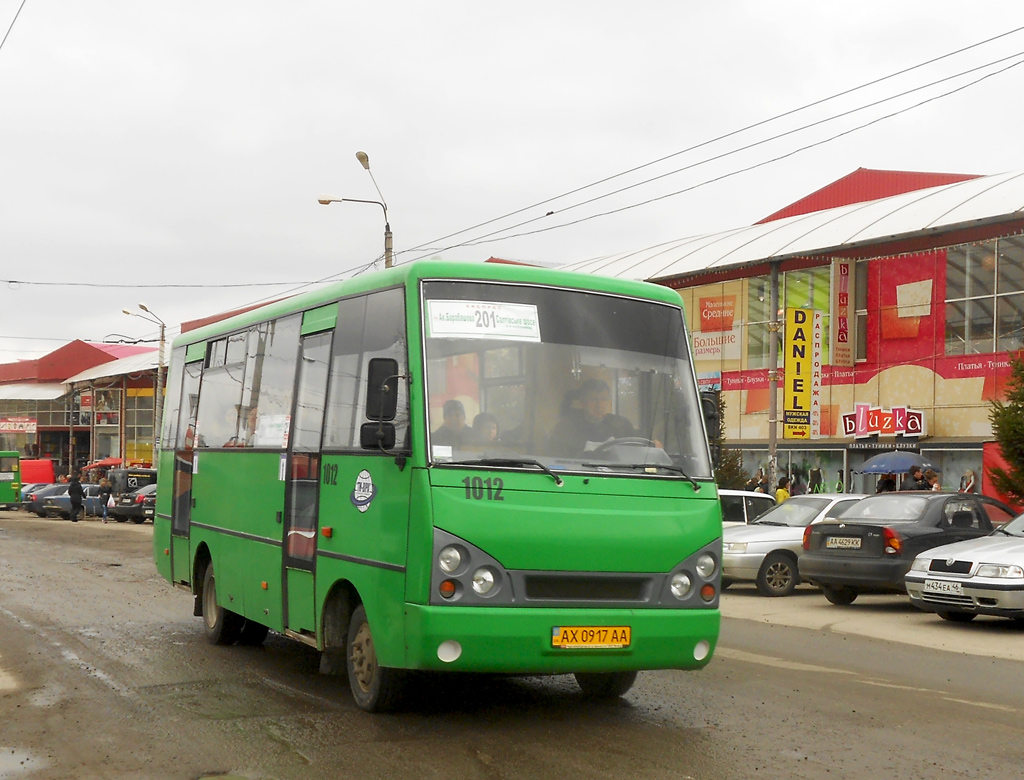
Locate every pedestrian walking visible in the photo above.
<box><xmin>99</xmin><ymin>478</ymin><xmax>113</xmax><ymax>523</ymax></box>
<box><xmin>68</xmin><ymin>472</ymin><xmax>84</xmax><ymax>523</ymax></box>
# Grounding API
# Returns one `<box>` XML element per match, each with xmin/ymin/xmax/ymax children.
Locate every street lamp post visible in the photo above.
<box><xmin>318</xmin><ymin>150</ymin><xmax>393</xmax><ymax>268</ymax></box>
<box><xmin>123</xmin><ymin>304</ymin><xmax>166</xmax><ymax>454</ymax></box>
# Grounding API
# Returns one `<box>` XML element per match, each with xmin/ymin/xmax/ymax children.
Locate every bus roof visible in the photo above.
<box><xmin>173</xmin><ymin>260</ymin><xmax>684</xmax><ymax>349</ymax></box>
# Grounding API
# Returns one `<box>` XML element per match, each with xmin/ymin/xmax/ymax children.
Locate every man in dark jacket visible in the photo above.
<box><xmin>547</xmin><ymin>379</ymin><xmax>636</xmax><ymax>457</ymax></box>
<box><xmin>68</xmin><ymin>473</ymin><xmax>84</xmax><ymax>523</ymax></box>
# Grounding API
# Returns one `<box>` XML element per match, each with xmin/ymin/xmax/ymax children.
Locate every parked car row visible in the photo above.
<box><xmin>19</xmin><ymin>482</ymin><xmax>156</xmax><ymax>523</ymax></box>
<box><xmin>722</xmin><ymin>488</ymin><xmax>1024</xmax><ymax>625</ymax></box>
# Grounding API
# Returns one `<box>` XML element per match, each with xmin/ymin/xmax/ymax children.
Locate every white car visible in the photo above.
<box><xmin>722</xmin><ymin>493</ymin><xmax>867</xmax><ymax>596</ymax></box>
<box><xmin>905</xmin><ymin>510</ymin><xmax>1024</xmax><ymax>622</ymax></box>
<box><xmin>719</xmin><ymin>489</ymin><xmax>776</xmax><ymax>527</ymax></box>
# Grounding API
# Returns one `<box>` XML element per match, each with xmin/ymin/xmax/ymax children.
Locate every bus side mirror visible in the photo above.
<box><xmin>365</xmin><ymin>358</ymin><xmax>399</xmax><ymax>421</ymax></box>
<box><xmin>360</xmin><ymin>422</ymin><xmax>396</xmax><ymax>450</ymax></box>
<box><xmin>700</xmin><ymin>391</ymin><xmax>721</xmax><ymax>440</ymax></box>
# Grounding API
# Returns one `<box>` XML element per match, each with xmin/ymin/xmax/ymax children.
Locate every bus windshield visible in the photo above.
<box><xmin>422</xmin><ymin>280</ymin><xmax>712</xmax><ymax>478</ymax></box>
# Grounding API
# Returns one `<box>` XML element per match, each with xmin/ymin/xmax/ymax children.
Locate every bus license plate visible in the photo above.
<box><xmin>826</xmin><ymin>536</ymin><xmax>861</xmax><ymax>550</ymax></box>
<box><xmin>551</xmin><ymin>626</ymin><xmax>631</xmax><ymax>649</ymax></box>
<box><xmin>924</xmin><ymin>579</ymin><xmax>963</xmax><ymax>595</ymax></box>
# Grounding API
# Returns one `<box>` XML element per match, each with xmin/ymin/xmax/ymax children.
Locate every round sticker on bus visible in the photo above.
<box><xmin>350</xmin><ymin>469</ymin><xmax>376</xmax><ymax>513</ymax></box>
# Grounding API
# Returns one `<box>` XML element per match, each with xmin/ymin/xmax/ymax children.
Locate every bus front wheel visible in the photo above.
<box><xmin>346</xmin><ymin>604</ymin><xmax>404</xmax><ymax>712</ymax></box>
<box><xmin>574</xmin><ymin>671</ymin><xmax>638</xmax><ymax>699</ymax></box>
<box><xmin>202</xmin><ymin>563</ymin><xmax>244</xmax><ymax>645</ymax></box>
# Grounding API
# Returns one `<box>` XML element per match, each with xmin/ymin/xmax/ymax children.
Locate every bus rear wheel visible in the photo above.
<box><xmin>346</xmin><ymin>604</ymin><xmax>404</xmax><ymax>712</ymax></box>
<box><xmin>202</xmin><ymin>563</ymin><xmax>244</xmax><ymax>645</ymax></box>
<box><xmin>574</xmin><ymin>671</ymin><xmax>638</xmax><ymax>699</ymax></box>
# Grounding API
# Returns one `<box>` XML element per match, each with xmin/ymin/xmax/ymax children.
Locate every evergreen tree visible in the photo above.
<box><xmin>989</xmin><ymin>351</ymin><xmax>1024</xmax><ymax>501</ymax></box>
<box><xmin>712</xmin><ymin>393</ymin><xmax>749</xmax><ymax>489</ymax></box>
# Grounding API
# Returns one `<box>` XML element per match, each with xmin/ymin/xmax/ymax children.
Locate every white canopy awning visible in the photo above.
<box><xmin>560</xmin><ymin>169</ymin><xmax>1024</xmax><ymax>282</ymax></box>
<box><xmin>0</xmin><ymin>383</ymin><xmax>68</xmax><ymax>400</ymax></box>
<box><xmin>63</xmin><ymin>351</ymin><xmax>159</xmax><ymax>385</ymax></box>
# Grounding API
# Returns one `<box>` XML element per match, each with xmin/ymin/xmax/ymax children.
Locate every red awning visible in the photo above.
<box><xmin>81</xmin><ymin>457</ymin><xmax>123</xmax><ymax>470</ymax></box>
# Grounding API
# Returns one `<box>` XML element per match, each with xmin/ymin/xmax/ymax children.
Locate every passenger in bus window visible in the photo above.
<box><xmin>472</xmin><ymin>412</ymin><xmax>499</xmax><ymax>445</ymax></box>
<box><xmin>547</xmin><ymin>379</ymin><xmax>636</xmax><ymax>457</ymax></box>
<box><xmin>432</xmin><ymin>400</ymin><xmax>468</xmax><ymax>447</ymax></box>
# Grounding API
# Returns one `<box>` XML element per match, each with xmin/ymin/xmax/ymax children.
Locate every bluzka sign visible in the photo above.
<box><xmin>841</xmin><ymin>403</ymin><xmax>925</xmax><ymax>438</ymax></box>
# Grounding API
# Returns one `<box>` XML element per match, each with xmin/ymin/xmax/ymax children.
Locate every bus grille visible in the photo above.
<box><xmin>523</xmin><ymin>574</ymin><xmax>652</xmax><ymax>602</ymax></box>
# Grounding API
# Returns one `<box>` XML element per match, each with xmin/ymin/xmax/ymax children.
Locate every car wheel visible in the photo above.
<box><xmin>346</xmin><ymin>604</ymin><xmax>405</xmax><ymax>712</ymax></box>
<box><xmin>130</xmin><ymin>517</ymin><xmax>145</xmax><ymax>525</ymax></box>
<box><xmin>720</xmin><ymin>579</ymin><xmax>732</xmax><ymax>591</ymax></box>
<box><xmin>821</xmin><ymin>585</ymin><xmax>858</xmax><ymax>606</ymax></box>
<box><xmin>756</xmin><ymin>552</ymin><xmax>799</xmax><ymax>597</ymax></box>
<box><xmin>937</xmin><ymin>611</ymin><xmax>977</xmax><ymax>623</ymax></box>
<box><xmin>574</xmin><ymin>671</ymin><xmax>638</xmax><ymax>699</ymax></box>
<box><xmin>201</xmin><ymin>563</ymin><xmax>244</xmax><ymax>645</ymax></box>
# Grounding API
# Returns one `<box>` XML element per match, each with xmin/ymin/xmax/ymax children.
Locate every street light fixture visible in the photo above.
<box><xmin>318</xmin><ymin>150</ymin><xmax>393</xmax><ymax>268</ymax></box>
<box><xmin>123</xmin><ymin>304</ymin><xmax>166</xmax><ymax>452</ymax></box>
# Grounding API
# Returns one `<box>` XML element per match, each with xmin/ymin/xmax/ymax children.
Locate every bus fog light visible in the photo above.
<box><xmin>700</xmin><ymin>583</ymin><xmax>716</xmax><ymax>601</ymax></box>
<box><xmin>438</xmin><ymin>546</ymin><xmax>462</xmax><ymax>573</ymax></box>
<box><xmin>693</xmin><ymin>640</ymin><xmax>710</xmax><ymax>661</ymax></box>
<box><xmin>471</xmin><ymin>567</ymin><xmax>496</xmax><ymax>595</ymax></box>
<box><xmin>696</xmin><ymin>553</ymin><xmax>716</xmax><ymax>579</ymax></box>
<box><xmin>438</xmin><ymin>640</ymin><xmax>462</xmax><ymax>663</ymax></box>
<box><xmin>439</xmin><ymin>579</ymin><xmax>457</xmax><ymax>599</ymax></box>
<box><xmin>671</xmin><ymin>573</ymin><xmax>692</xmax><ymax>599</ymax></box>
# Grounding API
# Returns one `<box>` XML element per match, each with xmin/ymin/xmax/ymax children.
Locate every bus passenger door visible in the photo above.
<box><xmin>282</xmin><ymin>332</ymin><xmax>332</xmax><ymax>634</ymax></box>
<box><xmin>171</xmin><ymin>360</ymin><xmax>202</xmax><ymax>585</ymax></box>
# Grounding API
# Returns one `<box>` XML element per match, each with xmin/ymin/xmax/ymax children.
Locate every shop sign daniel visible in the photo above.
<box><xmin>841</xmin><ymin>403</ymin><xmax>925</xmax><ymax>438</ymax></box>
<box><xmin>783</xmin><ymin>307</ymin><xmax>822</xmax><ymax>440</ymax></box>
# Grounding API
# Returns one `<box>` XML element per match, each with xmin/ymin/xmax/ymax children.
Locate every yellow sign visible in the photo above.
<box><xmin>783</xmin><ymin>308</ymin><xmax>813</xmax><ymax>439</ymax></box>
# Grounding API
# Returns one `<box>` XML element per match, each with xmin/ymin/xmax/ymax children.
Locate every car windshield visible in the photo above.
<box><xmin>753</xmin><ymin>497</ymin><xmax>830</xmax><ymax>527</ymax></box>
<box><xmin>839</xmin><ymin>494</ymin><xmax>929</xmax><ymax>522</ymax></box>
<box><xmin>421</xmin><ymin>280</ymin><xmax>712</xmax><ymax>478</ymax></box>
<box><xmin>996</xmin><ymin>513</ymin><xmax>1024</xmax><ymax>536</ymax></box>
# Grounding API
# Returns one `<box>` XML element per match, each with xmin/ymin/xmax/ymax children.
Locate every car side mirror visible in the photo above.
<box><xmin>365</xmin><ymin>357</ymin><xmax>400</xmax><ymax>422</ymax></box>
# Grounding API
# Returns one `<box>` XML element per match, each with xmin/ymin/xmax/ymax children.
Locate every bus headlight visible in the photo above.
<box><xmin>671</xmin><ymin>573</ymin><xmax>692</xmax><ymax>599</ymax></box>
<box><xmin>471</xmin><ymin>567</ymin><xmax>496</xmax><ymax>595</ymax></box>
<box><xmin>695</xmin><ymin>553</ymin><xmax>717</xmax><ymax>579</ymax></box>
<box><xmin>438</xmin><ymin>546</ymin><xmax>462</xmax><ymax>573</ymax></box>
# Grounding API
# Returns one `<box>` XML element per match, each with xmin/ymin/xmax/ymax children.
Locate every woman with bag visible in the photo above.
<box><xmin>99</xmin><ymin>478</ymin><xmax>113</xmax><ymax>524</ymax></box>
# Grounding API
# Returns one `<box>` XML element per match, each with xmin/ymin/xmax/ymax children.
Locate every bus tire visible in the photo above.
<box><xmin>346</xmin><ymin>604</ymin><xmax>404</xmax><ymax>712</ymax></box>
<box><xmin>574</xmin><ymin>671</ymin><xmax>638</xmax><ymax>699</ymax></box>
<box><xmin>237</xmin><ymin>620</ymin><xmax>270</xmax><ymax>646</ymax></box>
<box><xmin>202</xmin><ymin>563</ymin><xmax>244</xmax><ymax>645</ymax></box>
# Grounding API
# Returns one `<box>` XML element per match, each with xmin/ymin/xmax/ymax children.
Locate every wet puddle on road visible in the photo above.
<box><xmin>0</xmin><ymin>748</ymin><xmax>46</xmax><ymax>777</ymax></box>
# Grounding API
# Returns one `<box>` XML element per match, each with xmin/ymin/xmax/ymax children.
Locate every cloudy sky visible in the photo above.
<box><xmin>2</xmin><ymin>1</ymin><xmax>1023</xmax><ymax>365</ymax></box>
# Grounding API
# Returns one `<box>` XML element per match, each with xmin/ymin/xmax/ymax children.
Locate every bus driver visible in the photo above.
<box><xmin>547</xmin><ymin>379</ymin><xmax>636</xmax><ymax>457</ymax></box>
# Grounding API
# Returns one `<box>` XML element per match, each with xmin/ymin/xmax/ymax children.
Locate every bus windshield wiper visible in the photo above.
<box><xmin>452</xmin><ymin>458</ymin><xmax>564</xmax><ymax>486</ymax></box>
<box><xmin>582</xmin><ymin>462</ymin><xmax>700</xmax><ymax>491</ymax></box>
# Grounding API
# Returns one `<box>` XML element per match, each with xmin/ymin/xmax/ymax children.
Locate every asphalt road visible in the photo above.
<box><xmin>1</xmin><ymin>511</ymin><xmax>1022</xmax><ymax>780</ymax></box>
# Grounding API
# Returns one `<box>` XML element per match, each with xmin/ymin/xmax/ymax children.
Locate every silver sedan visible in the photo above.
<box><xmin>905</xmin><ymin>510</ymin><xmax>1024</xmax><ymax>622</ymax></box>
<box><xmin>722</xmin><ymin>493</ymin><xmax>867</xmax><ymax>596</ymax></box>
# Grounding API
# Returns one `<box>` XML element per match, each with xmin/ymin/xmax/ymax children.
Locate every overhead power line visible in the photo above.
<box><xmin>395</xmin><ymin>24</ymin><xmax>1024</xmax><ymax>258</ymax></box>
<box><xmin>0</xmin><ymin>0</ymin><xmax>27</xmax><ymax>55</ymax></box>
<box><xmin>402</xmin><ymin>48</ymin><xmax>1024</xmax><ymax>256</ymax></box>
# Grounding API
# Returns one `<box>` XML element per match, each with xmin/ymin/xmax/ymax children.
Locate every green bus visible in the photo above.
<box><xmin>0</xmin><ymin>451</ymin><xmax>20</xmax><ymax>509</ymax></box>
<box><xmin>154</xmin><ymin>260</ymin><xmax>722</xmax><ymax>711</ymax></box>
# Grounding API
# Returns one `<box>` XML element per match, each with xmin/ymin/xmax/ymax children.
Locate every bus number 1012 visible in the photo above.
<box><xmin>462</xmin><ymin>476</ymin><xmax>504</xmax><ymax>501</ymax></box>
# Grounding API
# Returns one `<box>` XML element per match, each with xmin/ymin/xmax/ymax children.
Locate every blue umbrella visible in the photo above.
<box><xmin>853</xmin><ymin>450</ymin><xmax>940</xmax><ymax>474</ymax></box>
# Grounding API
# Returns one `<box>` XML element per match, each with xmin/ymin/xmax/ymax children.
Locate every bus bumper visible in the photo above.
<box><xmin>401</xmin><ymin>604</ymin><xmax>720</xmax><ymax>673</ymax></box>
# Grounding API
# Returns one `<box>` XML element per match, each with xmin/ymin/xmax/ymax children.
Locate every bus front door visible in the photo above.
<box><xmin>282</xmin><ymin>332</ymin><xmax>332</xmax><ymax>634</ymax></box>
